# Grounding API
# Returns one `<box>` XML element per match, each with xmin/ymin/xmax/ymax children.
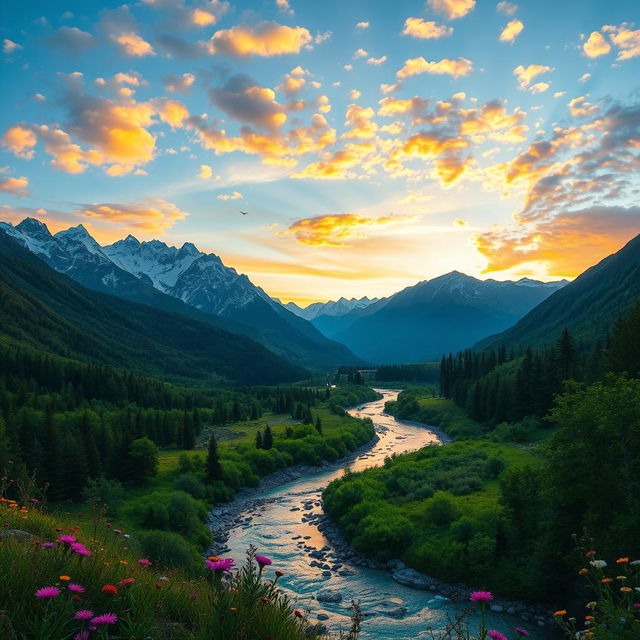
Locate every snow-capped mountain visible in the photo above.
<box><xmin>285</xmin><ymin>296</ymin><xmax>380</xmax><ymax>321</ymax></box>
<box><xmin>0</xmin><ymin>218</ymin><xmax>360</xmax><ymax>369</ymax></box>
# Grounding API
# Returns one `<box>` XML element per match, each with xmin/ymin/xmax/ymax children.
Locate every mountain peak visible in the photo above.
<box><xmin>16</xmin><ymin>217</ymin><xmax>52</xmax><ymax>237</ymax></box>
<box><xmin>180</xmin><ymin>242</ymin><xmax>200</xmax><ymax>255</ymax></box>
<box><xmin>123</xmin><ymin>234</ymin><xmax>140</xmax><ymax>245</ymax></box>
<box><xmin>55</xmin><ymin>224</ymin><xmax>92</xmax><ymax>240</ymax></box>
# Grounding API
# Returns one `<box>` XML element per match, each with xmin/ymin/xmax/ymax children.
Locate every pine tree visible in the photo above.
<box><xmin>263</xmin><ymin>425</ymin><xmax>273</xmax><ymax>450</ymax></box>
<box><xmin>255</xmin><ymin>430</ymin><xmax>263</xmax><ymax>449</ymax></box>
<box><xmin>315</xmin><ymin>415</ymin><xmax>322</xmax><ymax>434</ymax></box>
<box><xmin>205</xmin><ymin>434</ymin><xmax>223</xmax><ymax>482</ymax></box>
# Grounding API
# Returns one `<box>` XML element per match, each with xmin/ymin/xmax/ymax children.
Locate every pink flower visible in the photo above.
<box><xmin>206</xmin><ymin>558</ymin><xmax>235</xmax><ymax>572</ymax></box>
<box><xmin>488</xmin><ymin>632</ymin><xmax>508</xmax><ymax>640</ymax></box>
<box><xmin>113</xmin><ymin>529</ymin><xmax>122</xmax><ymax>535</ymax></box>
<box><xmin>74</xmin><ymin>632</ymin><xmax>90</xmax><ymax>640</ymax></box>
<box><xmin>40</xmin><ymin>542</ymin><xmax>56</xmax><ymax>549</ymax></box>
<box><xmin>70</xmin><ymin>542</ymin><xmax>92</xmax><ymax>557</ymax></box>
<box><xmin>91</xmin><ymin>613</ymin><xmax>118</xmax><ymax>625</ymax></box>
<box><xmin>515</xmin><ymin>629</ymin><xmax>530</xmax><ymax>637</ymax></box>
<box><xmin>59</xmin><ymin>535</ymin><xmax>77</xmax><ymax>544</ymax></box>
<box><xmin>35</xmin><ymin>586</ymin><xmax>60</xmax><ymax>599</ymax></box>
<box><xmin>74</xmin><ymin>610</ymin><xmax>94</xmax><ymax>621</ymax></box>
<box><xmin>68</xmin><ymin>583</ymin><xmax>85</xmax><ymax>594</ymax></box>
<box><xmin>470</xmin><ymin>591</ymin><xmax>493</xmax><ymax>603</ymax></box>
<box><xmin>255</xmin><ymin>555</ymin><xmax>272</xmax><ymax>567</ymax></box>
<box><xmin>138</xmin><ymin>558</ymin><xmax>151</xmax><ymax>566</ymax></box>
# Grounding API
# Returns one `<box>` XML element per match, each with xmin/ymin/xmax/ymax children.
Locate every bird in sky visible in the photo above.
<box><xmin>240</xmin><ymin>211</ymin><xmax>248</xmax><ymax>215</ymax></box>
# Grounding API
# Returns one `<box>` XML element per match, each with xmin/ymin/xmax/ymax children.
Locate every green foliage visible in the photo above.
<box><xmin>424</xmin><ymin>491</ymin><xmax>459</xmax><ymax>525</ymax></box>
<box><xmin>126</xmin><ymin>437</ymin><xmax>159</xmax><ymax>485</ymax></box>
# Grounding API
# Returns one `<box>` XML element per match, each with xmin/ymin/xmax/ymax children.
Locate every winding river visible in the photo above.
<box><xmin>214</xmin><ymin>389</ymin><xmax>553</xmax><ymax>640</ymax></box>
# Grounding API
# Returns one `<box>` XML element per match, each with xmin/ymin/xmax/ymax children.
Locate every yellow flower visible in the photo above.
<box><xmin>620</xmin><ymin>587</ymin><xmax>632</xmax><ymax>592</ymax></box>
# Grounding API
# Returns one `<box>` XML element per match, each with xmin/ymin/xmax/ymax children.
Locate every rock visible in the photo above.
<box><xmin>392</xmin><ymin>567</ymin><xmax>434</xmax><ymax>590</ymax></box>
<box><xmin>0</xmin><ymin>529</ymin><xmax>36</xmax><ymax>540</ymax></box>
<box><xmin>377</xmin><ymin>606</ymin><xmax>407</xmax><ymax>618</ymax></box>
<box><xmin>316</xmin><ymin>588</ymin><xmax>342</xmax><ymax>603</ymax></box>
<box><xmin>321</xmin><ymin>570</ymin><xmax>332</xmax><ymax>577</ymax></box>
<box><xmin>317</xmin><ymin>613</ymin><xmax>329</xmax><ymax>620</ymax></box>
<box><xmin>338</xmin><ymin>569</ymin><xmax>355</xmax><ymax>576</ymax></box>
<box><xmin>490</xmin><ymin>605</ymin><xmax>504</xmax><ymax>613</ymax></box>
<box><xmin>507</xmin><ymin>607</ymin><xmax>516</xmax><ymax>615</ymax></box>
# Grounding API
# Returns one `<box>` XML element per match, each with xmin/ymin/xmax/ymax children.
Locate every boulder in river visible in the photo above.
<box><xmin>316</xmin><ymin>588</ymin><xmax>342</xmax><ymax>603</ymax></box>
<box><xmin>392</xmin><ymin>567</ymin><xmax>435</xmax><ymax>590</ymax></box>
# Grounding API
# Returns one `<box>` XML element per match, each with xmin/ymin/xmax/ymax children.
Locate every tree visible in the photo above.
<box><xmin>555</xmin><ymin>328</ymin><xmax>577</xmax><ymax>382</ymax></box>
<box><xmin>315</xmin><ymin>415</ymin><xmax>323</xmax><ymax>434</ymax></box>
<box><xmin>606</xmin><ymin>300</ymin><xmax>640</xmax><ymax>377</ymax></box>
<box><xmin>126</xmin><ymin>437</ymin><xmax>159</xmax><ymax>485</ymax></box>
<box><xmin>263</xmin><ymin>425</ymin><xmax>273</xmax><ymax>450</ymax></box>
<box><xmin>255</xmin><ymin>430</ymin><xmax>263</xmax><ymax>449</ymax></box>
<box><xmin>205</xmin><ymin>434</ymin><xmax>223</xmax><ymax>482</ymax></box>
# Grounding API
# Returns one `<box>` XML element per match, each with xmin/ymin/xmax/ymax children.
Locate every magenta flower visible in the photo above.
<box><xmin>138</xmin><ymin>558</ymin><xmax>151</xmax><ymax>566</ymax></box>
<box><xmin>113</xmin><ymin>529</ymin><xmax>122</xmax><ymax>535</ymax></box>
<box><xmin>256</xmin><ymin>555</ymin><xmax>272</xmax><ymax>567</ymax></box>
<box><xmin>470</xmin><ymin>591</ymin><xmax>493</xmax><ymax>603</ymax></box>
<box><xmin>68</xmin><ymin>583</ymin><xmax>85</xmax><ymax>594</ymax></box>
<box><xmin>488</xmin><ymin>632</ymin><xmax>508</xmax><ymax>640</ymax></box>
<box><xmin>74</xmin><ymin>610</ymin><xmax>94</xmax><ymax>621</ymax></box>
<box><xmin>91</xmin><ymin>613</ymin><xmax>118</xmax><ymax>625</ymax></box>
<box><xmin>59</xmin><ymin>535</ymin><xmax>77</xmax><ymax>544</ymax></box>
<box><xmin>70</xmin><ymin>542</ymin><xmax>92</xmax><ymax>557</ymax></box>
<box><xmin>515</xmin><ymin>629</ymin><xmax>530</xmax><ymax>637</ymax></box>
<box><xmin>74</xmin><ymin>632</ymin><xmax>90</xmax><ymax>640</ymax></box>
<box><xmin>206</xmin><ymin>558</ymin><xmax>235</xmax><ymax>572</ymax></box>
<box><xmin>40</xmin><ymin>542</ymin><xmax>56</xmax><ymax>549</ymax></box>
<box><xmin>35</xmin><ymin>586</ymin><xmax>60</xmax><ymax>599</ymax></box>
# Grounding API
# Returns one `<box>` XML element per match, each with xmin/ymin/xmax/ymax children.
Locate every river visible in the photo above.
<box><xmin>215</xmin><ymin>389</ymin><xmax>553</xmax><ymax>640</ymax></box>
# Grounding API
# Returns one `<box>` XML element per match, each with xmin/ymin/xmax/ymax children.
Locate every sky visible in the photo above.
<box><xmin>0</xmin><ymin>0</ymin><xmax>639</xmax><ymax>304</ymax></box>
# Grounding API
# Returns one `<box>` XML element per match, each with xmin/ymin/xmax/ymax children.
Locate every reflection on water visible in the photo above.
<box><xmin>220</xmin><ymin>389</ymin><xmax>553</xmax><ymax>640</ymax></box>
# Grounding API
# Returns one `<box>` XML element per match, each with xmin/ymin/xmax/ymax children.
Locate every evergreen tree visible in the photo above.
<box><xmin>255</xmin><ymin>430</ymin><xmax>263</xmax><ymax>449</ymax></box>
<box><xmin>263</xmin><ymin>425</ymin><xmax>273</xmax><ymax>450</ymax></box>
<box><xmin>205</xmin><ymin>434</ymin><xmax>223</xmax><ymax>482</ymax></box>
<box><xmin>315</xmin><ymin>415</ymin><xmax>323</xmax><ymax>434</ymax></box>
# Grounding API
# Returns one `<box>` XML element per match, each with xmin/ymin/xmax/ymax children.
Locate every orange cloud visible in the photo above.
<box><xmin>77</xmin><ymin>198</ymin><xmax>188</xmax><ymax>233</ymax></box>
<box><xmin>198</xmin><ymin>164</ymin><xmax>213</xmax><ymax>179</ymax></box>
<box><xmin>163</xmin><ymin>73</ymin><xmax>196</xmax><ymax>94</ymax></box>
<box><xmin>582</xmin><ymin>31</ymin><xmax>611</xmax><ymax>58</ymax></box>
<box><xmin>427</xmin><ymin>0</ymin><xmax>476</xmax><ymax>20</ymax></box>
<box><xmin>2</xmin><ymin>126</ymin><xmax>37</xmax><ymax>158</ymax></box>
<box><xmin>154</xmin><ymin>98</ymin><xmax>190</xmax><ymax>128</ymax></box>
<box><xmin>602</xmin><ymin>24</ymin><xmax>640</xmax><ymax>60</ymax></box>
<box><xmin>217</xmin><ymin>191</ymin><xmax>243</xmax><ymax>200</ymax></box>
<box><xmin>397</xmin><ymin>56</ymin><xmax>473</xmax><ymax>79</ymax></box>
<box><xmin>341</xmin><ymin>104</ymin><xmax>378</xmax><ymax>140</ymax></box>
<box><xmin>402</xmin><ymin>18</ymin><xmax>453</xmax><ymax>39</ymax></box>
<box><xmin>208</xmin><ymin>22</ymin><xmax>312</xmax><ymax>57</ymax></box>
<box><xmin>568</xmin><ymin>95</ymin><xmax>598</xmax><ymax>117</ymax></box>
<box><xmin>513</xmin><ymin>64</ymin><xmax>553</xmax><ymax>89</ymax></box>
<box><xmin>3</xmin><ymin>39</ymin><xmax>22</xmax><ymax>53</ymax></box>
<box><xmin>0</xmin><ymin>176</ymin><xmax>29</xmax><ymax>196</ymax></box>
<box><xmin>114</xmin><ymin>32</ymin><xmax>155</xmax><ymax>57</ymax></box>
<box><xmin>499</xmin><ymin>19</ymin><xmax>524</xmax><ymax>43</ymax></box>
<box><xmin>192</xmin><ymin>8</ymin><xmax>217</xmax><ymax>26</ymax></box>
<box><xmin>282</xmin><ymin>213</ymin><xmax>417</xmax><ymax>246</ymax></box>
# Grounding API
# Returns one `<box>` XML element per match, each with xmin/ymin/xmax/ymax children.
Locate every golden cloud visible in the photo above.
<box><xmin>582</xmin><ymin>31</ymin><xmax>611</xmax><ymax>58</ymax></box>
<box><xmin>2</xmin><ymin>126</ymin><xmax>37</xmax><ymax>159</ymax></box>
<box><xmin>513</xmin><ymin>64</ymin><xmax>553</xmax><ymax>89</ymax></box>
<box><xmin>602</xmin><ymin>24</ymin><xmax>640</xmax><ymax>60</ymax></box>
<box><xmin>499</xmin><ymin>19</ymin><xmax>524</xmax><ymax>43</ymax></box>
<box><xmin>198</xmin><ymin>164</ymin><xmax>213</xmax><ymax>179</ymax></box>
<box><xmin>192</xmin><ymin>8</ymin><xmax>217</xmax><ymax>26</ymax></box>
<box><xmin>0</xmin><ymin>176</ymin><xmax>29</xmax><ymax>196</ymax></box>
<box><xmin>217</xmin><ymin>191</ymin><xmax>243</xmax><ymax>200</ymax></box>
<box><xmin>77</xmin><ymin>198</ymin><xmax>188</xmax><ymax>233</ymax></box>
<box><xmin>114</xmin><ymin>32</ymin><xmax>155</xmax><ymax>57</ymax></box>
<box><xmin>427</xmin><ymin>0</ymin><xmax>476</xmax><ymax>20</ymax></box>
<box><xmin>397</xmin><ymin>56</ymin><xmax>473</xmax><ymax>78</ymax></box>
<box><xmin>402</xmin><ymin>17</ymin><xmax>453</xmax><ymax>39</ymax></box>
<box><xmin>282</xmin><ymin>213</ymin><xmax>418</xmax><ymax>246</ymax></box>
<box><xmin>154</xmin><ymin>98</ymin><xmax>190</xmax><ymax>128</ymax></box>
<box><xmin>341</xmin><ymin>104</ymin><xmax>378</xmax><ymax>140</ymax></box>
<box><xmin>208</xmin><ymin>22</ymin><xmax>312</xmax><ymax>57</ymax></box>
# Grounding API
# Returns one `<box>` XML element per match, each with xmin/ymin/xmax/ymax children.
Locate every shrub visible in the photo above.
<box><xmin>424</xmin><ymin>491</ymin><xmax>460</xmax><ymax>525</ymax></box>
<box><xmin>174</xmin><ymin>473</ymin><xmax>207</xmax><ymax>500</ymax></box>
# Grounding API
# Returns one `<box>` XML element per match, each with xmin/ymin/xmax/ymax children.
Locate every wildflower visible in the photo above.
<box><xmin>585</xmin><ymin>551</ymin><xmax>596</xmax><ymax>557</ymax></box>
<box><xmin>159</xmin><ymin>576</ymin><xmax>169</xmax><ymax>581</ymax></box>
<box><xmin>230</xmin><ymin>607</ymin><xmax>237</xmax><ymax>612</ymax></box>
<box><xmin>74</xmin><ymin>632</ymin><xmax>90</xmax><ymax>640</ymax></box>
<box><xmin>488</xmin><ymin>632</ymin><xmax>508</xmax><ymax>640</ymax></box>
<box><xmin>208</xmin><ymin>556</ymin><xmax>220</xmax><ymax>561</ymax></box>
<box><xmin>206</xmin><ymin>558</ymin><xmax>235</xmax><ymax>572</ymax></box>
<box><xmin>470</xmin><ymin>591</ymin><xmax>493</xmax><ymax>603</ymax></box>
<box><xmin>155</xmin><ymin>583</ymin><xmax>163</xmax><ymax>590</ymax></box>
<box><xmin>74</xmin><ymin>610</ymin><xmax>94</xmax><ymax>621</ymax></box>
<box><xmin>138</xmin><ymin>558</ymin><xmax>151</xmax><ymax>566</ymax></box>
<box><xmin>260</xmin><ymin>597</ymin><xmax>270</xmax><ymax>603</ymax></box>
<box><xmin>91</xmin><ymin>613</ymin><xmax>118</xmax><ymax>625</ymax></box>
<box><xmin>553</xmin><ymin>610</ymin><xmax>567</xmax><ymax>617</ymax></box>
<box><xmin>633</xmin><ymin>603</ymin><xmax>640</xmax><ymax>609</ymax></box>
<box><xmin>101</xmin><ymin>584</ymin><xmax>118</xmax><ymax>595</ymax></box>
<box><xmin>578</xmin><ymin>568</ymin><xmax>588</xmax><ymax>575</ymax></box>
<box><xmin>35</xmin><ymin>586</ymin><xmax>60</xmax><ymax>599</ymax></box>
<box><xmin>620</xmin><ymin>587</ymin><xmax>632</xmax><ymax>592</ymax></box>
<box><xmin>630</xmin><ymin>560</ymin><xmax>640</xmax><ymax>566</ymax></box>
<box><xmin>59</xmin><ymin>535</ymin><xmax>77</xmax><ymax>545</ymax></box>
<box><xmin>586</xmin><ymin>602</ymin><xmax>597</xmax><ymax>609</ymax></box>
<box><xmin>119</xmin><ymin>578</ymin><xmax>135</xmax><ymax>586</ymax></box>
<box><xmin>294</xmin><ymin>610</ymin><xmax>303</xmax><ymax>618</ymax></box>
<box><xmin>601</xmin><ymin>578</ymin><xmax>613</xmax><ymax>583</ymax></box>
<box><xmin>41</xmin><ymin>542</ymin><xmax>56</xmax><ymax>549</ymax></box>
<box><xmin>70</xmin><ymin>526</ymin><xmax>79</xmax><ymax>532</ymax></box>
<box><xmin>514</xmin><ymin>629</ymin><xmax>529</xmax><ymax>637</ymax></box>
<box><xmin>256</xmin><ymin>555</ymin><xmax>272</xmax><ymax>568</ymax></box>
<box><xmin>617</xmin><ymin>575</ymin><xmax>627</xmax><ymax>580</ymax></box>
<box><xmin>119</xmin><ymin>560</ymin><xmax>128</xmax><ymax>565</ymax></box>
<box><xmin>71</xmin><ymin>543</ymin><xmax>92</xmax><ymax>557</ymax></box>
<box><xmin>68</xmin><ymin>584</ymin><xmax>85</xmax><ymax>594</ymax></box>
<box><xmin>188</xmin><ymin>593</ymin><xmax>197</xmax><ymax>600</ymax></box>
<box><xmin>616</xmin><ymin>557</ymin><xmax>629</xmax><ymax>563</ymax></box>
<box><xmin>59</xmin><ymin>575</ymin><xmax>71</xmax><ymax>581</ymax></box>
<box><xmin>589</xmin><ymin>560</ymin><xmax>607</xmax><ymax>569</ymax></box>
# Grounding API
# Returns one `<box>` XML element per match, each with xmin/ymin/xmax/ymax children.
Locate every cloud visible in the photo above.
<box><xmin>276</xmin><ymin>0</ymin><xmax>293</xmax><ymax>14</ymax></box>
<box><xmin>163</xmin><ymin>72</ymin><xmax>196</xmax><ymax>94</ymax></box>
<box><xmin>2</xmin><ymin>39</ymin><xmax>22</xmax><ymax>53</ymax></box>
<box><xmin>402</xmin><ymin>18</ymin><xmax>453</xmax><ymax>39</ymax></box>
<box><xmin>342</xmin><ymin>104</ymin><xmax>378</xmax><ymax>140</ymax></box>
<box><xmin>217</xmin><ymin>191</ymin><xmax>243</xmax><ymax>199</ymax></box>
<box><xmin>582</xmin><ymin>31</ymin><xmax>611</xmax><ymax>58</ymax></box>
<box><xmin>47</xmin><ymin>27</ymin><xmax>95</xmax><ymax>54</ymax></box>
<box><xmin>282</xmin><ymin>213</ymin><xmax>417</xmax><ymax>246</ymax></box>
<box><xmin>77</xmin><ymin>198</ymin><xmax>188</xmax><ymax>233</ymax></box>
<box><xmin>567</xmin><ymin>95</ymin><xmax>598</xmax><ymax>117</ymax></box>
<box><xmin>427</xmin><ymin>0</ymin><xmax>476</xmax><ymax>20</ymax></box>
<box><xmin>354</xmin><ymin>48</ymin><xmax>368</xmax><ymax>58</ymax></box>
<box><xmin>0</xmin><ymin>176</ymin><xmax>29</xmax><ymax>196</ymax></box>
<box><xmin>529</xmin><ymin>81</ymin><xmax>550</xmax><ymax>94</ymax></box>
<box><xmin>349</xmin><ymin>89</ymin><xmax>361</xmax><ymax>100</ymax></box>
<box><xmin>291</xmin><ymin>146</ymin><xmax>369</xmax><ymax>180</ymax></box>
<box><xmin>378</xmin><ymin>96</ymin><xmax>429</xmax><ymax>118</ymax></box>
<box><xmin>367</xmin><ymin>55</ymin><xmax>387</xmax><ymax>65</ymax></box>
<box><xmin>513</xmin><ymin>64</ymin><xmax>553</xmax><ymax>88</ymax></box>
<box><xmin>602</xmin><ymin>23</ymin><xmax>640</xmax><ymax>60</ymax></box>
<box><xmin>499</xmin><ymin>19</ymin><xmax>524</xmax><ymax>43</ymax></box>
<box><xmin>2</xmin><ymin>126</ymin><xmax>38</xmax><ymax>159</ymax></box>
<box><xmin>198</xmin><ymin>164</ymin><xmax>213</xmax><ymax>179</ymax></box>
<box><xmin>209</xmin><ymin>74</ymin><xmax>287</xmax><ymax>130</ymax></box>
<box><xmin>356</xmin><ymin>21</ymin><xmax>369</xmax><ymax>29</ymax></box>
<box><xmin>191</xmin><ymin>8</ymin><xmax>217</xmax><ymax>26</ymax></box>
<box><xmin>155</xmin><ymin>35</ymin><xmax>207</xmax><ymax>58</ymax></box>
<box><xmin>154</xmin><ymin>98</ymin><xmax>190</xmax><ymax>127</ymax></box>
<box><xmin>496</xmin><ymin>1</ymin><xmax>518</xmax><ymax>15</ymax></box>
<box><xmin>114</xmin><ymin>32</ymin><xmax>155</xmax><ymax>57</ymax></box>
<box><xmin>208</xmin><ymin>21</ymin><xmax>312</xmax><ymax>57</ymax></box>
<box><xmin>397</xmin><ymin>56</ymin><xmax>473</xmax><ymax>78</ymax></box>
<box><xmin>578</xmin><ymin>72</ymin><xmax>591</xmax><ymax>83</ymax></box>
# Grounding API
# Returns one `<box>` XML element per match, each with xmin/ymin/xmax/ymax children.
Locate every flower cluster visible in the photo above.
<box><xmin>469</xmin><ymin>591</ymin><xmax>529</xmax><ymax>640</ymax></box>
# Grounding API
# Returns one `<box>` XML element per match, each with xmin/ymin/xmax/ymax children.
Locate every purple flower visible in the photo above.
<box><xmin>74</xmin><ymin>632</ymin><xmax>90</xmax><ymax>640</ymax></box>
<box><xmin>515</xmin><ymin>629</ymin><xmax>530</xmax><ymax>637</ymax></box>
<box><xmin>91</xmin><ymin>613</ymin><xmax>118</xmax><ymax>626</ymax></box>
<box><xmin>206</xmin><ymin>558</ymin><xmax>235</xmax><ymax>572</ymax></box>
<box><xmin>113</xmin><ymin>529</ymin><xmax>122</xmax><ymax>535</ymax></box>
<box><xmin>35</xmin><ymin>586</ymin><xmax>60</xmax><ymax>599</ymax></box>
<box><xmin>68</xmin><ymin>583</ymin><xmax>85</xmax><ymax>594</ymax></box>
<box><xmin>470</xmin><ymin>591</ymin><xmax>493</xmax><ymax>603</ymax></box>
<box><xmin>59</xmin><ymin>535</ymin><xmax>77</xmax><ymax>545</ymax></box>
<box><xmin>40</xmin><ymin>542</ymin><xmax>56</xmax><ymax>549</ymax></box>
<box><xmin>255</xmin><ymin>555</ymin><xmax>272</xmax><ymax>567</ymax></box>
<box><xmin>70</xmin><ymin>542</ymin><xmax>92</xmax><ymax>557</ymax></box>
<box><xmin>488</xmin><ymin>632</ymin><xmax>508</xmax><ymax>640</ymax></box>
<box><xmin>138</xmin><ymin>558</ymin><xmax>151</xmax><ymax>566</ymax></box>
<box><xmin>75</xmin><ymin>610</ymin><xmax>95</xmax><ymax>621</ymax></box>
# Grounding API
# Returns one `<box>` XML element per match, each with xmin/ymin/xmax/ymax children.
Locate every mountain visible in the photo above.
<box><xmin>284</xmin><ymin>296</ymin><xmax>380</xmax><ymax>321</ymax></box>
<box><xmin>0</xmin><ymin>229</ymin><xmax>308</xmax><ymax>385</ymax></box>
<box><xmin>474</xmin><ymin>233</ymin><xmax>640</xmax><ymax>351</ymax></box>
<box><xmin>0</xmin><ymin>219</ymin><xmax>360</xmax><ymax>370</ymax></box>
<box><xmin>331</xmin><ymin>272</ymin><xmax>567</xmax><ymax>363</ymax></box>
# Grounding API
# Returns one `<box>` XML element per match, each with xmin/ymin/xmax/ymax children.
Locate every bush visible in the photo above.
<box><xmin>174</xmin><ymin>473</ymin><xmax>207</xmax><ymax>500</ymax></box>
<box><xmin>137</xmin><ymin>529</ymin><xmax>201</xmax><ymax>569</ymax></box>
<box><xmin>424</xmin><ymin>491</ymin><xmax>459</xmax><ymax>525</ymax></box>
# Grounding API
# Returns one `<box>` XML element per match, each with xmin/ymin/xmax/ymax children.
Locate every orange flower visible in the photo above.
<box><xmin>101</xmin><ymin>584</ymin><xmax>118</xmax><ymax>595</ymax></box>
<box><xmin>616</xmin><ymin>557</ymin><xmax>629</xmax><ymax>563</ymax></box>
<box><xmin>584</xmin><ymin>615</ymin><xmax>594</xmax><ymax>620</ymax></box>
<box><xmin>59</xmin><ymin>575</ymin><xmax>71</xmax><ymax>581</ymax></box>
<box><xmin>585</xmin><ymin>550</ymin><xmax>596</xmax><ymax>557</ymax></box>
<box><xmin>208</xmin><ymin>556</ymin><xmax>220</xmax><ymax>562</ymax></box>
<box><xmin>620</xmin><ymin>586</ymin><xmax>632</xmax><ymax>592</ymax></box>
<box><xmin>601</xmin><ymin>578</ymin><xmax>612</xmax><ymax>583</ymax></box>
<box><xmin>578</xmin><ymin>568</ymin><xmax>588</xmax><ymax>575</ymax></box>
<box><xmin>553</xmin><ymin>610</ymin><xmax>567</xmax><ymax>616</ymax></box>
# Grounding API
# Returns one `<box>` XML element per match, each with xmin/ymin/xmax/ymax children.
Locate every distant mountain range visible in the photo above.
<box><xmin>474</xmin><ymin>232</ymin><xmax>640</xmax><ymax>351</ymax></box>
<box><xmin>284</xmin><ymin>296</ymin><xmax>380</xmax><ymax>321</ymax></box>
<box><xmin>321</xmin><ymin>272</ymin><xmax>567</xmax><ymax>363</ymax></box>
<box><xmin>0</xmin><ymin>219</ymin><xmax>359</xmax><ymax>370</ymax></box>
<box><xmin>0</xmin><ymin>230</ymin><xmax>308</xmax><ymax>385</ymax></box>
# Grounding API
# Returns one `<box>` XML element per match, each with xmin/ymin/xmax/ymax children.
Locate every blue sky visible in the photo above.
<box><xmin>1</xmin><ymin>0</ymin><xmax>639</xmax><ymax>303</ymax></box>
